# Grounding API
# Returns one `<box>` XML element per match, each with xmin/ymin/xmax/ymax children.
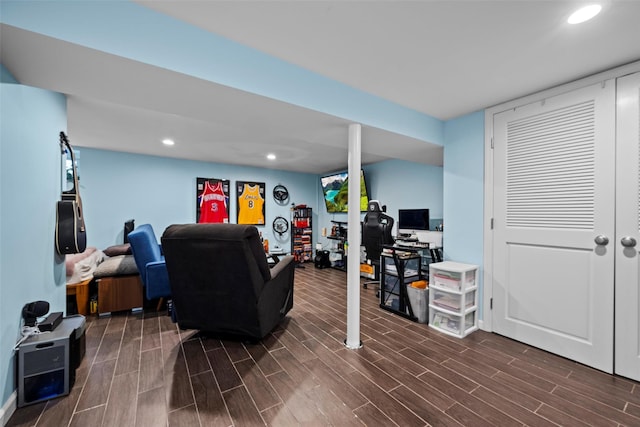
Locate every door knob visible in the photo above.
<box><xmin>621</xmin><ymin>236</ymin><xmax>637</xmax><ymax>248</ymax></box>
<box><xmin>594</xmin><ymin>235</ymin><xmax>609</xmax><ymax>246</ymax></box>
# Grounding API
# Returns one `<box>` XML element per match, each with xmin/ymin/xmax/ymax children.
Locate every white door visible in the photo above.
<box><xmin>493</xmin><ymin>81</ymin><xmax>616</xmax><ymax>372</ymax></box>
<box><xmin>615</xmin><ymin>72</ymin><xmax>640</xmax><ymax>379</ymax></box>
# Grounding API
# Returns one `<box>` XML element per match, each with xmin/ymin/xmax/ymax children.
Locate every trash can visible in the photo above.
<box><xmin>406</xmin><ymin>285</ymin><xmax>429</xmax><ymax>323</ymax></box>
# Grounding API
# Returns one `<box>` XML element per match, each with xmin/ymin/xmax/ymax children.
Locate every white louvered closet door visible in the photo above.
<box><xmin>493</xmin><ymin>81</ymin><xmax>616</xmax><ymax>372</ymax></box>
<box><xmin>615</xmin><ymin>72</ymin><xmax>640</xmax><ymax>380</ymax></box>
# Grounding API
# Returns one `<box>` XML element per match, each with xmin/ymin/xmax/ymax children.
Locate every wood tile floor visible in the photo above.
<box><xmin>8</xmin><ymin>265</ymin><xmax>640</xmax><ymax>426</ymax></box>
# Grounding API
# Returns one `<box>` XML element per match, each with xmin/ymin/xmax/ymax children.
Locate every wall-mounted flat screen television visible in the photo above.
<box><xmin>320</xmin><ymin>170</ymin><xmax>369</xmax><ymax>213</ymax></box>
<box><xmin>398</xmin><ymin>208</ymin><xmax>430</xmax><ymax>236</ymax></box>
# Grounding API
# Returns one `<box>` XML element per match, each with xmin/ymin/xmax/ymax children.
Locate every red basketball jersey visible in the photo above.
<box><xmin>199</xmin><ymin>181</ymin><xmax>228</xmax><ymax>223</ymax></box>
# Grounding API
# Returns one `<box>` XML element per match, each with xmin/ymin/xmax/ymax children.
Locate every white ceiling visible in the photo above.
<box><xmin>3</xmin><ymin>1</ymin><xmax>640</xmax><ymax>174</ymax></box>
<box><xmin>140</xmin><ymin>0</ymin><xmax>640</xmax><ymax>120</ymax></box>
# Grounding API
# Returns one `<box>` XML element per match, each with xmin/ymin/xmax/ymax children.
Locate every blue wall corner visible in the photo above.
<box><xmin>1</xmin><ymin>83</ymin><xmax>67</xmax><ymax>405</ymax></box>
<box><xmin>443</xmin><ymin>110</ymin><xmax>485</xmax><ymax>315</ymax></box>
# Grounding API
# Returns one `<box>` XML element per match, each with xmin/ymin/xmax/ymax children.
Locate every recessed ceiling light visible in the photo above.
<box><xmin>568</xmin><ymin>4</ymin><xmax>602</xmax><ymax>24</ymax></box>
<box><xmin>162</xmin><ymin>138</ymin><xmax>175</xmax><ymax>146</ymax></box>
<box><xmin>266</xmin><ymin>153</ymin><xmax>276</xmax><ymax>160</ymax></box>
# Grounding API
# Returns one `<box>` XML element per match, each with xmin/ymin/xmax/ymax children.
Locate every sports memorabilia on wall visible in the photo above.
<box><xmin>196</xmin><ymin>177</ymin><xmax>230</xmax><ymax>223</ymax></box>
<box><xmin>272</xmin><ymin>184</ymin><xmax>290</xmax><ymax>205</ymax></box>
<box><xmin>236</xmin><ymin>181</ymin><xmax>265</xmax><ymax>225</ymax></box>
<box><xmin>273</xmin><ymin>216</ymin><xmax>289</xmax><ymax>236</ymax></box>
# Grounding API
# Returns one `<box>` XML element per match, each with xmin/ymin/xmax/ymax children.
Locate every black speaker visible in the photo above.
<box><xmin>314</xmin><ymin>250</ymin><xmax>331</xmax><ymax>269</ymax></box>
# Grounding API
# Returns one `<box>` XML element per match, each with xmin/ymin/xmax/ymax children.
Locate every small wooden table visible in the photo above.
<box><xmin>66</xmin><ymin>278</ymin><xmax>92</xmax><ymax>316</ymax></box>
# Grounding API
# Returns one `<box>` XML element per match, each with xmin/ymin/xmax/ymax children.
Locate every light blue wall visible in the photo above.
<box><xmin>443</xmin><ymin>111</ymin><xmax>485</xmax><ymax>313</ymax></box>
<box><xmin>79</xmin><ymin>148</ymin><xmax>318</xmax><ymax>251</ymax></box>
<box><xmin>0</xmin><ymin>80</ymin><xmax>67</xmax><ymax>405</ymax></box>
<box><xmin>0</xmin><ymin>64</ymin><xmax>18</xmax><ymax>83</ymax></box>
<box><xmin>365</xmin><ymin>159</ymin><xmax>443</xmax><ymax>228</ymax></box>
<box><xmin>80</xmin><ymin>149</ymin><xmax>444</xmax><ymax>259</ymax></box>
<box><xmin>315</xmin><ymin>160</ymin><xmax>444</xmax><ymax>249</ymax></box>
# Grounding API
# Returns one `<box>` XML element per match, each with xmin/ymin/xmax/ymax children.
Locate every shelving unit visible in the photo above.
<box><xmin>380</xmin><ymin>249</ymin><xmax>422</xmax><ymax>321</ymax></box>
<box><xmin>326</xmin><ymin>220</ymin><xmax>347</xmax><ymax>270</ymax></box>
<box><xmin>428</xmin><ymin>261</ymin><xmax>478</xmax><ymax>338</ymax></box>
<box><xmin>291</xmin><ymin>206</ymin><xmax>313</xmax><ymax>264</ymax></box>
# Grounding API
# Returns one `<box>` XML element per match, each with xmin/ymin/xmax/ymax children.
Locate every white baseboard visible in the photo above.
<box><xmin>0</xmin><ymin>391</ymin><xmax>17</xmax><ymax>427</ymax></box>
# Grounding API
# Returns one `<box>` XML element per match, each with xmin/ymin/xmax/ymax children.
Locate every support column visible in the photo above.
<box><xmin>345</xmin><ymin>123</ymin><xmax>362</xmax><ymax>349</ymax></box>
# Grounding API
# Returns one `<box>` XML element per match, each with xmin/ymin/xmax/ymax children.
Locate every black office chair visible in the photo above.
<box><xmin>362</xmin><ymin>200</ymin><xmax>395</xmax><ymax>291</ymax></box>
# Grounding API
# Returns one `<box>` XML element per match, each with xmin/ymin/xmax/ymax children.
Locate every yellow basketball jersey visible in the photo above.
<box><xmin>238</xmin><ymin>184</ymin><xmax>265</xmax><ymax>224</ymax></box>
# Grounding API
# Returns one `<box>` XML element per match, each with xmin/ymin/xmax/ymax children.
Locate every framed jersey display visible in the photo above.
<box><xmin>196</xmin><ymin>177</ymin><xmax>230</xmax><ymax>223</ymax></box>
<box><xmin>236</xmin><ymin>181</ymin><xmax>265</xmax><ymax>225</ymax></box>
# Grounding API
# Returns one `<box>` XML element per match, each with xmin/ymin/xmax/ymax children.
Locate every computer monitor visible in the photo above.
<box><xmin>397</xmin><ymin>208</ymin><xmax>430</xmax><ymax>236</ymax></box>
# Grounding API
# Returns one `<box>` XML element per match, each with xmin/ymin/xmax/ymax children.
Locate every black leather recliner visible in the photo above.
<box><xmin>161</xmin><ymin>223</ymin><xmax>294</xmax><ymax>340</ymax></box>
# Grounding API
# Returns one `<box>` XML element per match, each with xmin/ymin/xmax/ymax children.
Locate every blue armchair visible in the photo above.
<box><xmin>128</xmin><ymin>224</ymin><xmax>171</xmax><ymax>304</ymax></box>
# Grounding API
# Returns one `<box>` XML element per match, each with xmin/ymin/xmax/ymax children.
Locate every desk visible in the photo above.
<box><xmin>394</xmin><ymin>240</ymin><xmax>429</xmax><ymax>250</ymax></box>
<box><xmin>379</xmin><ymin>246</ymin><xmax>423</xmax><ymax>321</ymax></box>
<box><xmin>393</xmin><ymin>242</ymin><xmax>442</xmax><ymax>273</ymax></box>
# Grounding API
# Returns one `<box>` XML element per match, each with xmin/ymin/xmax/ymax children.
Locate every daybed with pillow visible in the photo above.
<box><xmin>66</xmin><ymin>247</ymin><xmax>105</xmax><ymax>286</ymax></box>
<box><xmin>93</xmin><ymin>245</ymin><xmax>142</xmax><ymax>315</ymax></box>
<box><xmin>65</xmin><ymin>247</ymin><xmax>104</xmax><ymax>315</ymax></box>
<box><xmin>66</xmin><ymin>242</ymin><xmax>144</xmax><ymax>315</ymax></box>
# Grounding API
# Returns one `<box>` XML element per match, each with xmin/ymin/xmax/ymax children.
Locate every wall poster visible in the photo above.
<box><xmin>236</xmin><ymin>181</ymin><xmax>265</xmax><ymax>225</ymax></box>
<box><xmin>196</xmin><ymin>177</ymin><xmax>230</xmax><ymax>223</ymax></box>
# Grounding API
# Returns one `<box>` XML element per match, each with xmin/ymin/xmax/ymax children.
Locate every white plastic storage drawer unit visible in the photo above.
<box><xmin>428</xmin><ymin>261</ymin><xmax>478</xmax><ymax>338</ymax></box>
